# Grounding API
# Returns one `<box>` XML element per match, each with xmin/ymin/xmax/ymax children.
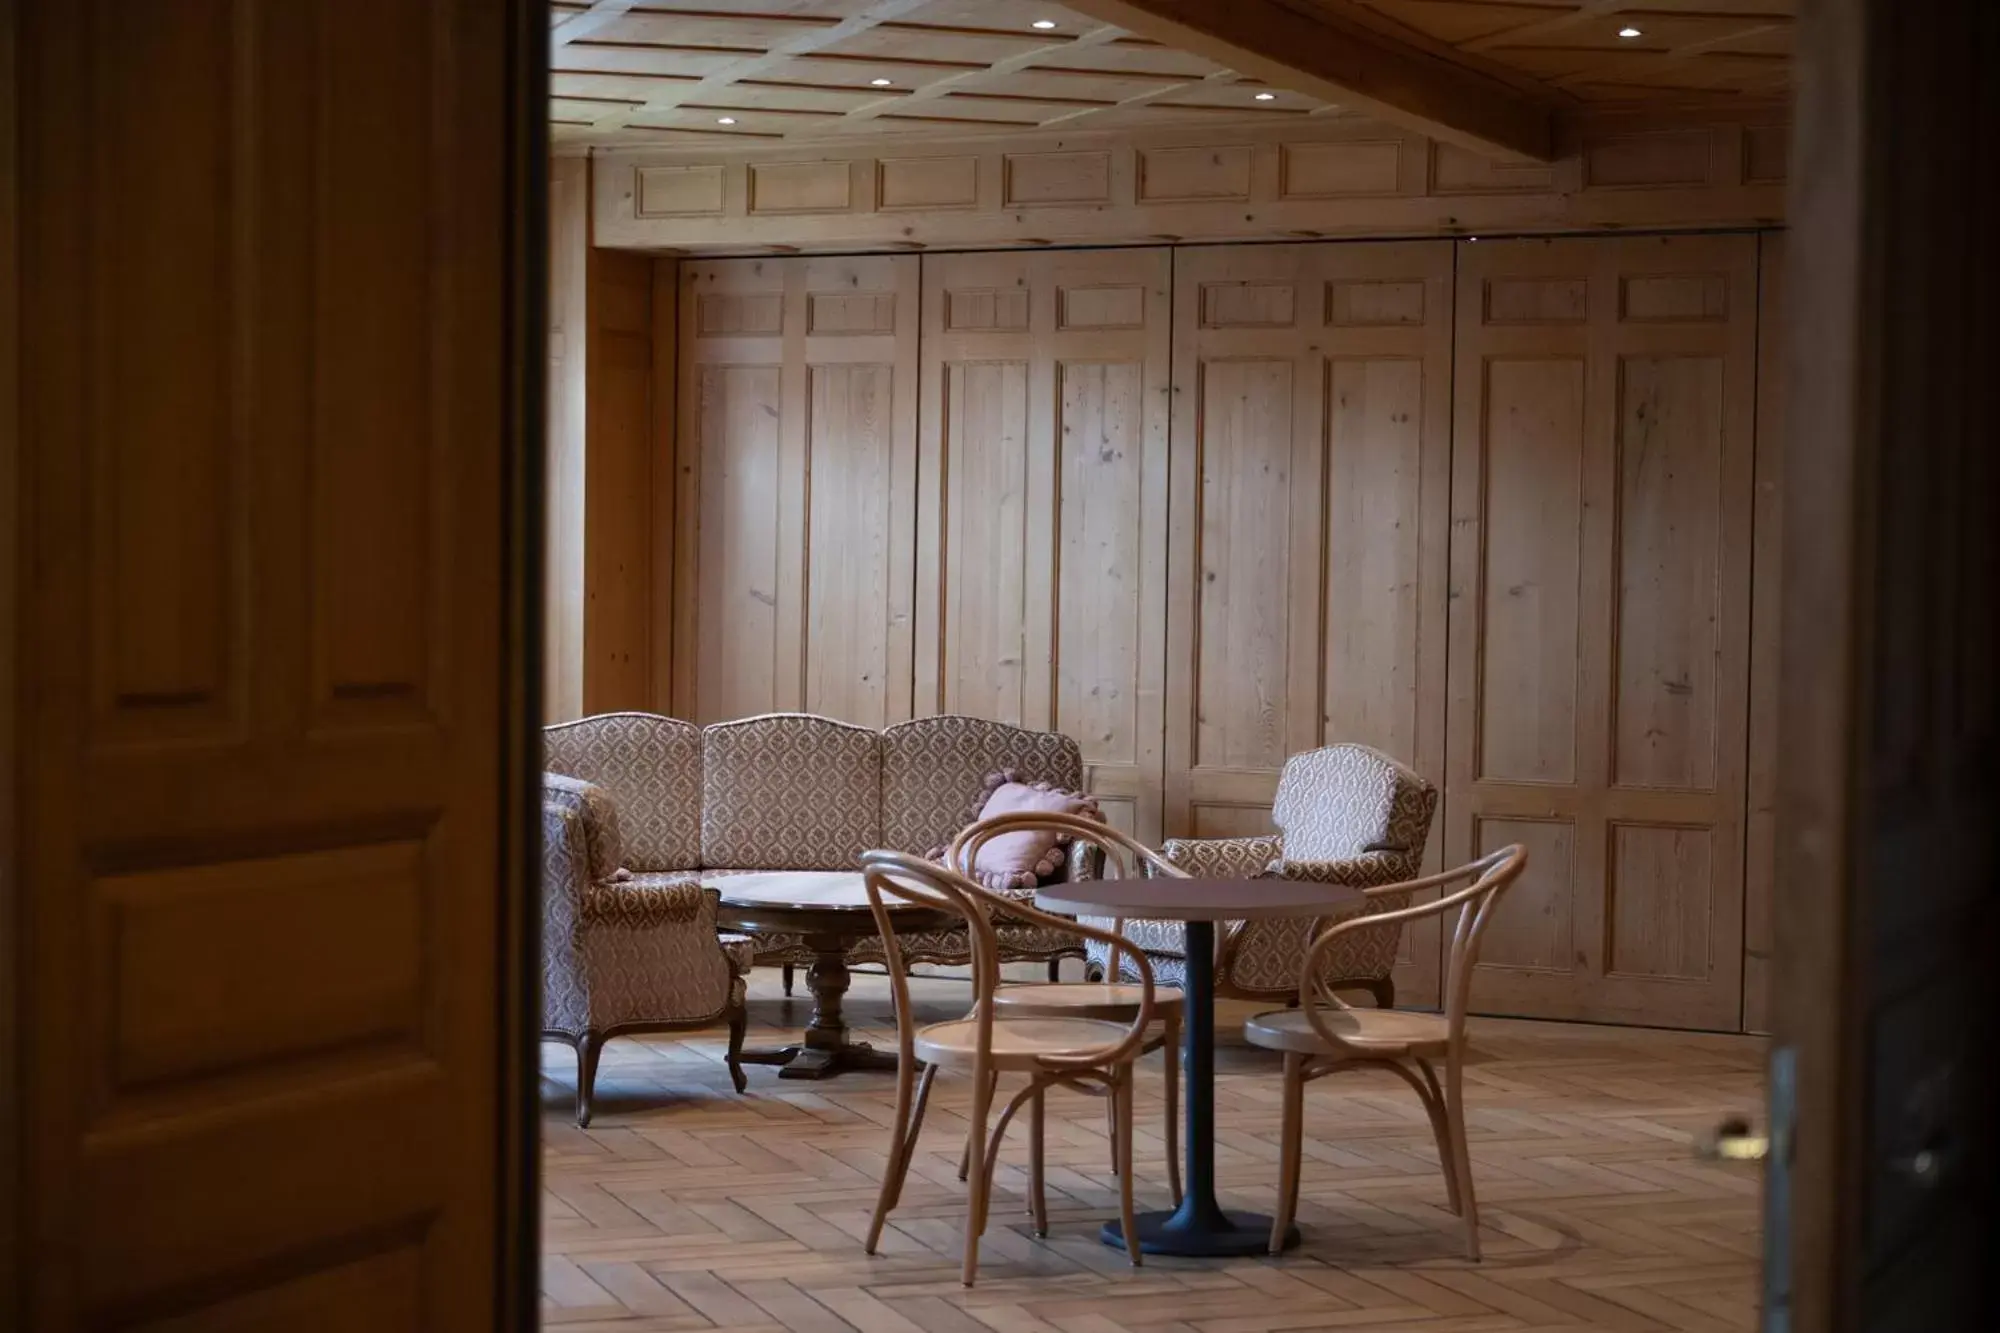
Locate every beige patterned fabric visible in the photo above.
<box><xmin>702</xmin><ymin>714</ymin><xmax>883</xmax><ymax>870</ymax></box>
<box><xmin>1088</xmin><ymin>748</ymin><xmax>1437</xmax><ymax>998</ymax></box>
<box><xmin>541</xmin><ymin>802</ymin><xmax>741</xmax><ymax>1041</ymax></box>
<box><xmin>542</xmin><ymin>773</ymin><xmax>627</xmax><ymax>884</ymax></box>
<box><xmin>880</xmin><ymin>715</ymin><xmax>1084</xmax><ymax>855</ymax></box>
<box><xmin>545</xmin><ymin>713</ymin><xmax>703</xmax><ymax>872</ymax></box>
<box><xmin>1083</xmin><ymin>835</ymin><xmax>1275</xmax><ymax>976</ymax></box>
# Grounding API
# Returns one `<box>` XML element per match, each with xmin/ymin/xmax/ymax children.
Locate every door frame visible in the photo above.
<box><xmin>2</xmin><ymin>0</ymin><xmax>22</xmax><ymax>1315</ymax></box>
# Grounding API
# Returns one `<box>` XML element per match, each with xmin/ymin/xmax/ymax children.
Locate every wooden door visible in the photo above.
<box><xmin>916</xmin><ymin>248</ymin><xmax>1171</xmax><ymax>840</ymax></box>
<box><xmin>1447</xmin><ymin>234</ymin><xmax>1757</xmax><ymax>1029</ymax></box>
<box><xmin>1774</xmin><ymin>0</ymin><xmax>2000</xmax><ymax>1325</ymax></box>
<box><xmin>1166</xmin><ymin>241</ymin><xmax>1453</xmax><ymax>1003</ymax></box>
<box><xmin>675</xmin><ymin>254</ymin><xmax>919</xmax><ymax>725</ymax></box>
<box><xmin>6</xmin><ymin>0</ymin><xmax>536</xmax><ymax>1326</ymax></box>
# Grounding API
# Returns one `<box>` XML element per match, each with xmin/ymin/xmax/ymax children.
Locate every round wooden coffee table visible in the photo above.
<box><xmin>712</xmin><ymin>871</ymin><xmax>955</xmax><ymax>1080</ymax></box>
<box><xmin>1036</xmin><ymin>876</ymin><xmax>1365</xmax><ymax>1257</ymax></box>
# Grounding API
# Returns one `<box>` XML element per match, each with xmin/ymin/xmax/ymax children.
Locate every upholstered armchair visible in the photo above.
<box><xmin>1085</xmin><ymin>744</ymin><xmax>1439</xmax><ymax>1007</ymax></box>
<box><xmin>541</xmin><ymin>773</ymin><xmax>757</xmax><ymax>1126</ymax></box>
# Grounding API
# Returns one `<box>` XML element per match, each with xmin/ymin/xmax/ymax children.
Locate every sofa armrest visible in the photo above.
<box><xmin>1155</xmin><ymin>834</ymin><xmax>1283</xmax><ymax>879</ymax></box>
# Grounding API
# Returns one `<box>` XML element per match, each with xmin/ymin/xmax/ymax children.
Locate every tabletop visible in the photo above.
<box><xmin>710</xmin><ymin>869</ymin><xmax>948</xmax><ymax>913</ymax></box>
<box><xmin>1034</xmin><ymin>876</ymin><xmax>1366</xmax><ymax>921</ymax></box>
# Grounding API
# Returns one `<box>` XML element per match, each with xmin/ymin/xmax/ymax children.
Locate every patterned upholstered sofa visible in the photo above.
<box><xmin>543</xmin><ymin>711</ymin><xmax>1094</xmax><ymax>978</ymax></box>
<box><xmin>1086</xmin><ymin>743</ymin><xmax>1439</xmax><ymax>1007</ymax></box>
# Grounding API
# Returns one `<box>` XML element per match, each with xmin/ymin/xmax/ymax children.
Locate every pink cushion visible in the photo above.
<box><xmin>969</xmin><ymin>779</ymin><xmax>1096</xmax><ymax>891</ymax></box>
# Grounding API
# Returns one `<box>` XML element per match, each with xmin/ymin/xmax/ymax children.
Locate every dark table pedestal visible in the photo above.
<box><xmin>1098</xmin><ymin>919</ymin><xmax>1302</xmax><ymax>1256</ymax></box>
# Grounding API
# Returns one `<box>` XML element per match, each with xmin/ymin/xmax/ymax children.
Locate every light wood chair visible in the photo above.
<box><xmin>946</xmin><ymin>810</ymin><xmax>1188</xmax><ymax>1207</ymax></box>
<box><xmin>1244</xmin><ymin>844</ymin><xmax>1527</xmax><ymax>1258</ymax></box>
<box><xmin>860</xmin><ymin>849</ymin><xmax>1157</xmax><ymax>1286</ymax></box>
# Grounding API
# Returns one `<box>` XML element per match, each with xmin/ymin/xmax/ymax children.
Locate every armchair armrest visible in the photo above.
<box><xmin>1267</xmin><ymin>851</ymin><xmax>1409</xmax><ymax>892</ymax></box>
<box><xmin>1155</xmin><ymin>834</ymin><xmax>1283</xmax><ymax>879</ymax></box>
<box><xmin>581</xmin><ymin>875</ymin><xmax>717</xmax><ymax>929</ymax></box>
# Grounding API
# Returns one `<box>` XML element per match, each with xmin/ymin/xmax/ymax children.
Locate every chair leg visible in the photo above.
<box><xmin>575</xmin><ymin>1032</ymin><xmax>605</xmax><ymax>1129</ymax></box>
<box><xmin>958</xmin><ymin>1069</ymin><xmax>997</xmax><ymax>1182</ymax></box>
<box><xmin>1028</xmin><ymin>1085</ymin><xmax>1049</xmax><ymax>1238</ymax></box>
<box><xmin>1104</xmin><ymin>1086</ymin><xmax>1118</xmax><ymax>1175</ymax></box>
<box><xmin>1047</xmin><ymin>957</ymin><xmax>1064</xmax><ymax>983</ymax></box>
<box><xmin>962</xmin><ymin>1062</ymin><xmax>995</xmax><ymax>1286</ymax></box>
<box><xmin>781</xmin><ymin>963</ymin><xmax>796</xmax><ymax>997</ymax></box>
<box><xmin>1268</xmin><ymin>1052</ymin><xmax>1305</xmax><ymax>1254</ymax></box>
<box><xmin>1367</xmin><ymin>976</ymin><xmax>1396</xmax><ymax>1009</ymax></box>
<box><xmin>1114</xmin><ymin>1067</ymin><xmax>1141</xmax><ymax>1267</ymax></box>
<box><xmin>1161</xmin><ymin>1009</ymin><xmax>1183</xmax><ymax>1208</ymax></box>
<box><xmin>1414</xmin><ymin>1058</ymin><xmax>1462</xmax><ymax>1215</ymax></box>
<box><xmin>1444</xmin><ymin>1057</ymin><xmax>1480</xmax><ymax>1261</ymax></box>
<box><xmin>867</xmin><ymin>1060</ymin><xmax>935</xmax><ymax>1255</ymax></box>
<box><xmin>725</xmin><ymin>1000</ymin><xmax>749</xmax><ymax>1094</ymax></box>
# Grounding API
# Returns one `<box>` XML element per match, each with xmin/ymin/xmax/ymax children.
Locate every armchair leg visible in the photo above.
<box><xmin>575</xmin><ymin>1032</ymin><xmax>606</xmax><ymax>1128</ymax></box>
<box><xmin>1084</xmin><ymin>960</ymin><xmax>1104</xmax><ymax>983</ymax></box>
<box><xmin>1047</xmin><ymin>957</ymin><xmax>1063</xmax><ymax>983</ymax></box>
<box><xmin>1365</xmin><ymin>977</ymin><xmax>1396</xmax><ymax>1009</ymax></box>
<box><xmin>726</xmin><ymin>1001</ymin><xmax>749</xmax><ymax>1094</ymax></box>
<box><xmin>781</xmin><ymin>964</ymin><xmax>796</xmax><ymax>997</ymax></box>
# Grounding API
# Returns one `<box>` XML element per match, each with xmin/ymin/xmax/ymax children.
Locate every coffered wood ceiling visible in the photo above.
<box><xmin>551</xmin><ymin>1</ymin><xmax>1792</xmax><ymax>160</ymax></box>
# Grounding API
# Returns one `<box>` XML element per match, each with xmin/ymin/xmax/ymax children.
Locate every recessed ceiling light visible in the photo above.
<box><xmin>1618</xmin><ymin>25</ymin><xmax>1643</xmax><ymax>38</ymax></box>
<box><xmin>716</xmin><ymin>116</ymin><xmax>737</xmax><ymax>125</ymax></box>
<box><xmin>1254</xmin><ymin>91</ymin><xmax>1276</xmax><ymax>101</ymax></box>
<box><xmin>870</xmin><ymin>77</ymin><xmax>893</xmax><ymax>86</ymax></box>
<box><xmin>1031</xmin><ymin>19</ymin><xmax>1057</xmax><ymax>30</ymax></box>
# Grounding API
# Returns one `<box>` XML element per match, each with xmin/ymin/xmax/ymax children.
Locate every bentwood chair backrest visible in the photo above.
<box><xmin>1297</xmin><ymin>844</ymin><xmax>1528</xmax><ymax>1054</ymax></box>
<box><xmin>860</xmin><ymin>848</ymin><xmax>1158</xmax><ymax>1074</ymax></box>
<box><xmin>946</xmin><ymin>810</ymin><xmax>1189</xmax><ymax>980</ymax></box>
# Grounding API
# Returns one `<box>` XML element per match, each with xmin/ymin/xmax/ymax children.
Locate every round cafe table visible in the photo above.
<box><xmin>1035</xmin><ymin>876</ymin><xmax>1365</xmax><ymax>1257</ymax></box>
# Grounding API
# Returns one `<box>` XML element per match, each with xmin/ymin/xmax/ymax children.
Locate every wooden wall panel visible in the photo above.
<box><xmin>545</xmin><ymin>158</ymin><xmax>588</xmax><ymax>723</ymax></box>
<box><xmin>583</xmin><ymin>246</ymin><xmax>656</xmax><ymax>714</ymax></box>
<box><xmin>1167</xmin><ymin>241</ymin><xmax>1453</xmax><ymax>1004</ymax></box>
<box><xmin>1447</xmin><ymin>234</ymin><xmax>1757</xmax><ymax>1029</ymax></box>
<box><xmin>1742</xmin><ymin>231</ymin><xmax>1786</xmax><ymax>1034</ymax></box>
<box><xmin>675</xmin><ymin>255</ymin><xmax>918</xmax><ymax>726</ymax></box>
<box><xmin>918</xmin><ymin>249</ymin><xmax>1171</xmax><ymax>840</ymax></box>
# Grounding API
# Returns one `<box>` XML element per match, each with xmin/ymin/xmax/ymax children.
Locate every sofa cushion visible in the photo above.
<box><xmin>544</xmin><ymin>713</ymin><xmax>703</xmax><ymax>872</ymax></box>
<box><xmin>702</xmin><ymin>714</ymin><xmax>882</xmax><ymax>870</ymax></box>
<box><xmin>881</xmin><ymin>715</ymin><xmax>1084</xmax><ymax>855</ymax></box>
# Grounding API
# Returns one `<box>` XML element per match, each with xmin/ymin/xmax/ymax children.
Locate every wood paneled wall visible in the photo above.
<box><xmin>1447</xmin><ymin>234</ymin><xmax>1758</xmax><ymax>1031</ymax></box>
<box><xmin>546</xmin><ymin>156</ymin><xmax>674</xmax><ymax>722</ymax></box>
<box><xmin>657</xmin><ymin>232</ymin><xmax>1781</xmax><ymax>1030</ymax></box>
<box><xmin>673</xmin><ymin>255</ymin><xmax>921</xmax><ymax>727</ymax></box>
<box><xmin>918</xmin><ymin>249</ymin><xmax>1172</xmax><ymax>840</ymax></box>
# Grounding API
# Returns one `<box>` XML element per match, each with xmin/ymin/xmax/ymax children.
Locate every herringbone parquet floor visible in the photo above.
<box><xmin>542</xmin><ymin>970</ymin><xmax>1766</xmax><ymax>1332</ymax></box>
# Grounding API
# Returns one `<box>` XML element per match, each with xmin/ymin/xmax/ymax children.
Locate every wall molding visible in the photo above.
<box><xmin>593</xmin><ymin>117</ymin><xmax>1787</xmax><ymax>255</ymax></box>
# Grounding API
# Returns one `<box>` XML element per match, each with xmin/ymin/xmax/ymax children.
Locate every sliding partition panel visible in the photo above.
<box><xmin>917</xmin><ymin>250</ymin><xmax>1172</xmax><ymax>840</ymax></box>
<box><xmin>1447</xmin><ymin>234</ymin><xmax>1756</xmax><ymax>1028</ymax></box>
<box><xmin>1166</xmin><ymin>242</ymin><xmax>1453</xmax><ymax>1005</ymax></box>
<box><xmin>675</xmin><ymin>255</ymin><xmax>919</xmax><ymax>725</ymax></box>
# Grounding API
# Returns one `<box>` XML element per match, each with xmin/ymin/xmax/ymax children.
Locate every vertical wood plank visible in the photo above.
<box><xmin>1742</xmin><ymin>231</ymin><xmax>1786</xmax><ymax>1034</ymax></box>
<box><xmin>544</xmin><ymin>156</ymin><xmax>588</xmax><ymax>722</ymax></box>
<box><xmin>583</xmin><ymin>246</ymin><xmax>654</xmax><ymax>714</ymax></box>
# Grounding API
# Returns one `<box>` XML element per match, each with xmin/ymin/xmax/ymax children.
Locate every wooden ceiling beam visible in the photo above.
<box><xmin>1059</xmin><ymin>0</ymin><xmax>1558</xmax><ymax>161</ymax></box>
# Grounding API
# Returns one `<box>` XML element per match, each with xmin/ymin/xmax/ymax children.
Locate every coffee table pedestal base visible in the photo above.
<box><xmin>1102</xmin><ymin>1202</ymin><xmax>1301</xmax><ymax>1257</ymax></box>
<box><xmin>733</xmin><ymin>1040</ymin><xmax>897</xmax><ymax>1081</ymax></box>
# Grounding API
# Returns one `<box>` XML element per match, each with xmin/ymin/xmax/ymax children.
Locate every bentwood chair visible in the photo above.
<box><xmin>1244</xmin><ymin>844</ymin><xmax>1527</xmax><ymax>1258</ymax></box>
<box><xmin>947</xmin><ymin>810</ymin><xmax>1188</xmax><ymax>1207</ymax></box>
<box><xmin>860</xmin><ymin>849</ymin><xmax>1157</xmax><ymax>1286</ymax></box>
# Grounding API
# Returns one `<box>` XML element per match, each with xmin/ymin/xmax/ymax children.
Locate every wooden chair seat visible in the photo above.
<box><xmin>1244</xmin><ymin>1006</ymin><xmax>1448</xmax><ymax>1057</ymax></box>
<box><xmin>914</xmin><ymin>1016</ymin><xmax>1131</xmax><ymax>1069</ymax></box>
<box><xmin>992</xmin><ymin>982</ymin><xmax>1184</xmax><ymax>1020</ymax></box>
